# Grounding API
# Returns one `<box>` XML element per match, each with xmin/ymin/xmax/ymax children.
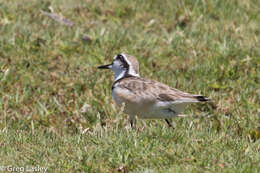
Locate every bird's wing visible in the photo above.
<box><xmin>158</xmin><ymin>87</ymin><xmax>210</xmax><ymax>103</ymax></box>
<box><xmin>115</xmin><ymin>77</ymin><xmax>159</xmax><ymax>104</ymax></box>
<box><xmin>116</xmin><ymin>76</ymin><xmax>210</xmax><ymax>105</ymax></box>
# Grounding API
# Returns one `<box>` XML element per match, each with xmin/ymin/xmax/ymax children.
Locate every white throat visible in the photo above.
<box><xmin>113</xmin><ymin>67</ymin><xmax>139</xmax><ymax>82</ymax></box>
<box><xmin>114</xmin><ymin>69</ymin><xmax>127</xmax><ymax>81</ymax></box>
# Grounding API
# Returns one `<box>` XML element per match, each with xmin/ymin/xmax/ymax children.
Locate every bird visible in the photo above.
<box><xmin>98</xmin><ymin>53</ymin><xmax>211</xmax><ymax>128</ymax></box>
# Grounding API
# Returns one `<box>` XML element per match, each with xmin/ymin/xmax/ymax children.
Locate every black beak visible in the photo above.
<box><xmin>97</xmin><ymin>63</ymin><xmax>112</xmax><ymax>69</ymax></box>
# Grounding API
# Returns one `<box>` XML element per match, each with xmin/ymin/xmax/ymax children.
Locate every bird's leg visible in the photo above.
<box><xmin>165</xmin><ymin>119</ymin><xmax>174</xmax><ymax>129</ymax></box>
<box><xmin>129</xmin><ymin>115</ymin><xmax>135</xmax><ymax>128</ymax></box>
<box><xmin>130</xmin><ymin>119</ymin><xmax>134</xmax><ymax>128</ymax></box>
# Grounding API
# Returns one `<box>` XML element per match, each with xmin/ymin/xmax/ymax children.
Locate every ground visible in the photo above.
<box><xmin>0</xmin><ymin>0</ymin><xmax>260</xmax><ymax>172</ymax></box>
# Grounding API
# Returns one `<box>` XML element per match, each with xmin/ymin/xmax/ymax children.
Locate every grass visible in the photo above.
<box><xmin>0</xmin><ymin>0</ymin><xmax>260</xmax><ymax>172</ymax></box>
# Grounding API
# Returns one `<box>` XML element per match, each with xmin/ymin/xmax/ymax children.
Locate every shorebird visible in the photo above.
<box><xmin>98</xmin><ymin>53</ymin><xmax>211</xmax><ymax>127</ymax></box>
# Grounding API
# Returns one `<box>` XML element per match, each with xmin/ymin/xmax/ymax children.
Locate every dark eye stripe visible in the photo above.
<box><xmin>117</xmin><ymin>54</ymin><xmax>124</xmax><ymax>61</ymax></box>
<box><xmin>116</xmin><ymin>54</ymin><xmax>129</xmax><ymax>70</ymax></box>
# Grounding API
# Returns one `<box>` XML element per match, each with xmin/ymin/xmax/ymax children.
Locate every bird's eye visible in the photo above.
<box><xmin>117</xmin><ymin>54</ymin><xmax>124</xmax><ymax>60</ymax></box>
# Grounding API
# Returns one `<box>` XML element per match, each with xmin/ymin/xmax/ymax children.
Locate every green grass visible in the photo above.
<box><xmin>0</xmin><ymin>0</ymin><xmax>260</xmax><ymax>172</ymax></box>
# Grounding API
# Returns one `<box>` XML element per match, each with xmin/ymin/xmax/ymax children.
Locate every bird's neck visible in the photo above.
<box><xmin>114</xmin><ymin>69</ymin><xmax>139</xmax><ymax>82</ymax></box>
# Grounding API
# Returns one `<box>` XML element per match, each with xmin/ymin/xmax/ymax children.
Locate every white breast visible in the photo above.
<box><xmin>112</xmin><ymin>86</ymin><xmax>186</xmax><ymax>119</ymax></box>
<box><xmin>112</xmin><ymin>86</ymin><xmax>145</xmax><ymax>116</ymax></box>
<box><xmin>112</xmin><ymin>87</ymin><xmax>123</xmax><ymax>107</ymax></box>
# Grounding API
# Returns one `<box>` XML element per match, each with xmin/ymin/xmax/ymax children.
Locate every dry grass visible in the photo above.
<box><xmin>0</xmin><ymin>0</ymin><xmax>260</xmax><ymax>172</ymax></box>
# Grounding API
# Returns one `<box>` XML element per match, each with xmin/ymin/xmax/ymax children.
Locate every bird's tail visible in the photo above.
<box><xmin>193</xmin><ymin>95</ymin><xmax>211</xmax><ymax>102</ymax></box>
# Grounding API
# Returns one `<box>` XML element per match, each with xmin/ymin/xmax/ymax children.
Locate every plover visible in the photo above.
<box><xmin>98</xmin><ymin>53</ymin><xmax>211</xmax><ymax>128</ymax></box>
